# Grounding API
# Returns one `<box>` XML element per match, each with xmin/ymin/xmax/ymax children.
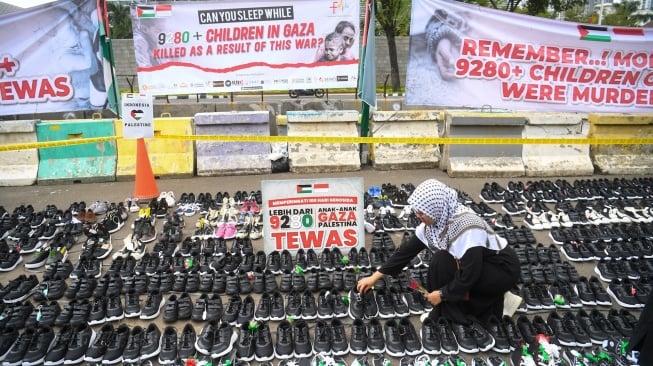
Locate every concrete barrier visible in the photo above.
<box><xmin>441</xmin><ymin>111</ymin><xmax>526</xmax><ymax>178</ymax></box>
<box><xmin>522</xmin><ymin>112</ymin><xmax>594</xmax><ymax>177</ymax></box>
<box><xmin>115</xmin><ymin>117</ymin><xmax>194</xmax><ymax>180</ymax></box>
<box><xmin>0</xmin><ymin>120</ymin><xmax>39</xmax><ymax>186</ymax></box>
<box><xmin>195</xmin><ymin>111</ymin><xmax>272</xmax><ymax>176</ymax></box>
<box><xmin>36</xmin><ymin>120</ymin><xmax>116</xmax><ymax>184</ymax></box>
<box><xmin>370</xmin><ymin>110</ymin><xmax>443</xmax><ymax>170</ymax></box>
<box><xmin>589</xmin><ymin>113</ymin><xmax>653</xmax><ymax>175</ymax></box>
<box><xmin>287</xmin><ymin>110</ymin><xmax>360</xmax><ymax>173</ymax></box>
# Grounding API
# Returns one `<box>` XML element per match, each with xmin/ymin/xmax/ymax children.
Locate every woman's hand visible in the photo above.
<box><xmin>357</xmin><ymin>272</ymin><xmax>382</xmax><ymax>293</ymax></box>
<box><xmin>425</xmin><ymin>290</ymin><xmax>443</xmax><ymax>306</ymax></box>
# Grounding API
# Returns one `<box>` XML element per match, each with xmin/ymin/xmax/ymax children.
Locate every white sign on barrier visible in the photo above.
<box><xmin>262</xmin><ymin>177</ymin><xmax>364</xmax><ymax>254</ymax></box>
<box><xmin>121</xmin><ymin>93</ymin><xmax>154</xmax><ymax>138</ymax></box>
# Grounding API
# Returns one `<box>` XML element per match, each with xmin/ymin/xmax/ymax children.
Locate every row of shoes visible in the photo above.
<box><xmin>0</xmin><ymin>321</ymin><xmax>168</xmax><ymax>366</ymax></box>
<box><xmin>560</xmin><ymin>238</ymin><xmax>653</xmax><ymax>262</ymax></box>
<box><xmin>594</xmin><ymin>257</ymin><xmax>653</xmax><ymax>282</ymax></box>
<box><xmin>517</xmin><ymin>259</ymin><xmax>581</xmax><ymax>286</ymax></box>
<box><xmin>518</xmin><ymin>278</ymin><xmax>610</xmax><ymax>311</ymax></box>
<box><xmin>364</xmin><ymin>206</ymin><xmax>420</xmax><ymax>233</ymax></box>
<box><xmin>549</xmin><ymin>221</ymin><xmax>653</xmax><ymax>246</ymax></box>
<box><xmin>481</xmin><ymin>178</ymin><xmax>653</xmax><ymax>203</ymax></box>
<box><xmin>365</xmin><ymin>183</ymin><xmax>416</xmax><ymax>209</ymax></box>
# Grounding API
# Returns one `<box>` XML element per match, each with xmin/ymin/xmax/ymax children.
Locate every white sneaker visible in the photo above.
<box><xmin>165</xmin><ymin>191</ymin><xmax>176</xmax><ymax>207</ymax></box>
<box><xmin>398</xmin><ymin>205</ymin><xmax>412</xmax><ymax>220</ymax></box>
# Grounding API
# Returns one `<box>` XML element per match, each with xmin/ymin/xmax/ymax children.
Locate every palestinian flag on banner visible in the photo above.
<box><xmin>296</xmin><ymin>183</ymin><xmax>330</xmax><ymax>194</ymax></box>
<box><xmin>578</xmin><ymin>24</ymin><xmax>645</xmax><ymax>42</ymax></box>
<box><xmin>137</xmin><ymin>4</ymin><xmax>172</xmax><ymax>18</ymax></box>
<box><xmin>97</xmin><ymin>0</ymin><xmax>120</xmax><ymax>115</ymax></box>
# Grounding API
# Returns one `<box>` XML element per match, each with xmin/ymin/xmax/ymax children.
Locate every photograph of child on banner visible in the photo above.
<box><xmin>314</xmin><ymin>20</ymin><xmax>357</xmax><ymax>61</ymax></box>
<box><xmin>425</xmin><ymin>8</ymin><xmax>469</xmax><ymax>81</ymax></box>
<box><xmin>316</xmin><ymin>32</ymin><xmax>345</xmax><ymax>62</ymax></box>
<box><xmin>405</xmin><ymin>5</ymin><xmax>471</xmax><ymax>105</ymax></box>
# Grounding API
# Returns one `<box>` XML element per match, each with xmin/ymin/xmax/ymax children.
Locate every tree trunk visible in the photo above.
<box><xmin>384</xmin><ymin>27</ymin><xmax>401</xmax><ymax>92</ymax></box>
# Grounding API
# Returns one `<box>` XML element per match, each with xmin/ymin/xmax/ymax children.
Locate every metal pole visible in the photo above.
<box><xmin>598</xmin><ymin>0</ymin><xmax>604</xmax><ymax>24</ymax></box>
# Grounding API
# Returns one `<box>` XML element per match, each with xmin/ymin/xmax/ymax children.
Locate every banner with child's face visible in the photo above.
<box><xmin>131</xmin><ymin>0</ymin><xmax>359</xmax><ymax>95</ymax></box>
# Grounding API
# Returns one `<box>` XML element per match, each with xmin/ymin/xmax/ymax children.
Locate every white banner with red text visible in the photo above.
<box><xmin>262</xmin><ymin>178</ymin><xmax>364</xmax><ymax>255</ymax></box>
<box><xmin>130</xmin><ymin>0</ymin><xmax>360</xmax><ymax>95</ymax></box>
<box><xmin>0</xmin><ymin>0</ymin><xmax>108</xmax><ymax>116</ymax></box>
<box><xmin>406</xmin><ymin>0</ymin><xmax>653</xmax><ymax>113</ymax></box>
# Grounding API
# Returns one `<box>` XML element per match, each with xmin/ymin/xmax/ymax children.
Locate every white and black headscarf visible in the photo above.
<box><xmin>408</xmin><ymin>179</ymin><xmax>487</xmax><ymax>251</ymax></box>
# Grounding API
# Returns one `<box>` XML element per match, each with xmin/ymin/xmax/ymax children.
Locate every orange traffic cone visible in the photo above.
<box><xmin>133</xmin><ymin>138</ymin><xmax>160</xmax><ymax>201</ymax></box>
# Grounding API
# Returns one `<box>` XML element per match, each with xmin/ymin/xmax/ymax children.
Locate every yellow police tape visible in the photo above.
<box><xmin>1</xmin><ymin>134</ymin><xmax>653</xmax><ymax>152</ymax></box>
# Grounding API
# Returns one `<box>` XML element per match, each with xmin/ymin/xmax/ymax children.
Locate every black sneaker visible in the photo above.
<box><xmin>331</xmin><ymin>318</ymin><xmax>350</xmax><ymax>356</ymax></box>
<box><xmin>313</xmin><ymin>320</ymin><xmax>332</xmax><ymax>354</ymax></box>
<box><xmin>141</xmin><ymin>290</ymin><xmax>164</xmax><ymax>320</ymax></box>
<box><xmin>285</xmin><ymin>289</ymin><xmax>302</xmax><ymax>319</ymax></box>
<box><xmin>162</xmin><ymin>294</ymin><xmax>179</xmax><ymax>323</ymax></box>
<box><xmin>274</xmin><ymin>320</ymin><xmax>294</xmax><ymax>359</ymax></box>
<box><xmin>375</xmin><ymin>289</ymin><xmax>395</xmax><ymax>318</ymax></box>
<box><xmin>195</xmin><ymin>320</ymin><xmax>217</xmax><ymax>356</ymax></box>
<box><xmin>85</xmin><ymin>324</ymin><xmax>114</xmax><ymax>363</ymax></box>
<box><xmin>547</xmin><ymin>311</ymin><xmax>575</xmax><ymax>347</ymax></box>
<box><xmin>0</xmin><ymin>249</ymin><xmax>22</xmax><ymax>272</ymax></box>
<box><xmin>237</xmin><ymin>294</ymin><xmax>255</xmax><ymax>325</ymax></box>
<box><xmin>516</xmin><ymin>315</ymin><xmax>537</xmax><ymax>345</ymax></box>
<box><xmin>348</xmin><ymin>288</ymin><xmax>365</xmax><ymax>319</ymax></box>
<box><xmin>384</xmin><ymin>319</ymin><xmax>405</xmax><ymax>357</ymax></box>
<box><xmin>293</xmin><ymin>319</ymin><xmax>313</xmax><ymax>358</ymax></box>
<box><xmin>3</xmin><ymin>327</ymin><xmax>36</xmax><ymax>366</ymax></box>
<box><xmin>270</xmin><ymin>291</ymin><xmax>285</xmax><ymax>321</ymax></box>
<box><xmin>206</xmin><ymin>293</ymin><xmax>223</xmax><ymax>322</ymax></box>
<box><xmin>451</xmin><ymin>321</ymin><xmax>479</xmax><ymax>353</ymax></box>
<box><xmin>437</xmin><ymin>317</ymin><xmax>459</xmax><ymax>355</ymax></box>
<box><xmin>69</xmin><ymin>298</ymin><xmax>91</xmax><ymax>327</ymax></box>
<box><xmin>367</xmin><ymin>318</ymin><xmax>386</xmax><ymax>354</ymax></box>
<box><xmin>421</xmin><ymin>317</ymin><xmax>442</xmax><ymax>355</ymax></box>
<box><xmin>235</xmin><ymin>324</ymin><xmax>255</xmax><ymax>361</ymax></box>
<box><xmin>24</xmin><ymin>248</ymin><xmax>50</xmax><ymax>269</ymax></box>
<box><xmin>44</xmin><ymin>325</ymin><xmax>72</xmax><ymax>365</ymax></box>
<box><xmin>501</xmin><ymin>315</ymin><xmax>523</xmax><ymax>352</ymax></box>
<box><xmin>159</xmin><ymin>326</ymin><xmax>178</xmax><ymax>365</ymax></box>
<box><xmin>122</xmin><ymin>325</ymin><xmax>144</xmax><ymax>363</ymax></box>
<box><xmin>404</xmin><ymin>289</ymin><xmax>426</xmax><ymax>315</ymax></box>
<box><xmin>211</xmin><ymin>323</ymin><xmax>239</xmax><ymax>358</ymax></box>
<box><xmin>254</xmin><ymin>292</ymin><xmax>271</xmax><ymax>321</ymax></box>
<box><xmin>87</xmin><ymin>296</ymin><xmax>107</xmax><ymax>326</ymax></box>
<box><xmin>63</xmin><ymin>323</ymin><xmax>95</xmax><ymax>365</ymax></box>
<box><xmin>470</xmin><ymin>319</ymin><xmax>495</xmax><ymax>352</ymax></box>
<box><xmin>3</xmin><ymin>274</ymin><xmax>39</xmax><ymax>303</ymax></box>
<box><xmin>178</xmin><ymin>323</ymin><xmax>197</xmax><ymax>360</ymax></box>
<box><xmin>485</xmin><ymin>315</ymin><xmax>510</xmax><ymax>353</ymax></box>
<box><xmin>317</xmin><ymin>289</ymin><xmax>334</xmax><ymax>319</ymax></box>
<box><xmin>103</xmin><ymin>323</ymin><xmax>130</xmax><ymax>365</ymax></box>
<box><xmin>607</xmin><ymin>278</ymin><xmax>640</xmax><ymax>308</ymax></box>
<box><xmin>141</xmin><ymin>323</ymin><xmax>162</xmax><ymax>360</ymax></box>
<box><xmin>302</xmin><ymin>290</ymin><xmax>318</xmax><ymax>320</ymax></box>
<box><xmin>399</xmin><ymin>318</ymin><xmax>422</xmax><ymax>355</ymax></box>
<box><xmin>192</xmin><ymin>293</ymin><xmax>209</xmax><ymax>322</ymax></box>
<box><xmin>22</xmin><ymin>325</ymin><xmax>55</xmax><ymax>366</ymax></box>
<box><xmin>222</xmin><ymin>294</ymin><xmax>242</xmax><ymax>325</ymax></box>
<box><xmin>563</xmin><ymin>311</ymin><xmax>592</xmax><ymax>347</ymax></box>
<box><xmin>589</xmin><ymin>275</ymin><xmax>612</xmax><ymax>306</ymax></box>
<box><xmin>124</xmin><ymin>290</ymin><xmax>141</xmax><ymax>318</ymax></box>
<box><xmin>253</xmin><ymin>322</ymin><xmax>274</xmax><ymax>362</ymax></box>
<box><xmin>350</xmin><ymin>318</ymin><xmax>368</xmax><ymax>355</ymax></box>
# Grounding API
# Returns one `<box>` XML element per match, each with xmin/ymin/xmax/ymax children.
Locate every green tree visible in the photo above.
<box><xmin>374</xmin><ymin>0</ymin><xmax>411</xmax><ymax>92</ymax></box>
<box><xmin>603</xmin><ymin>1</ymin><xmax>639</xmax><ymax>26</ymax></box>
<box><xmin>108</xmin><ymin>2</ymin><xmax>132</xmax><ymax>39</ymax></box>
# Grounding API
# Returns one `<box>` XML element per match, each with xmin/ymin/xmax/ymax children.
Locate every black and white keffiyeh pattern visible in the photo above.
<box><xmin>408</xmin><ymin>179</ymin><xmax>488</xmax><ymax>251</ymax></box>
